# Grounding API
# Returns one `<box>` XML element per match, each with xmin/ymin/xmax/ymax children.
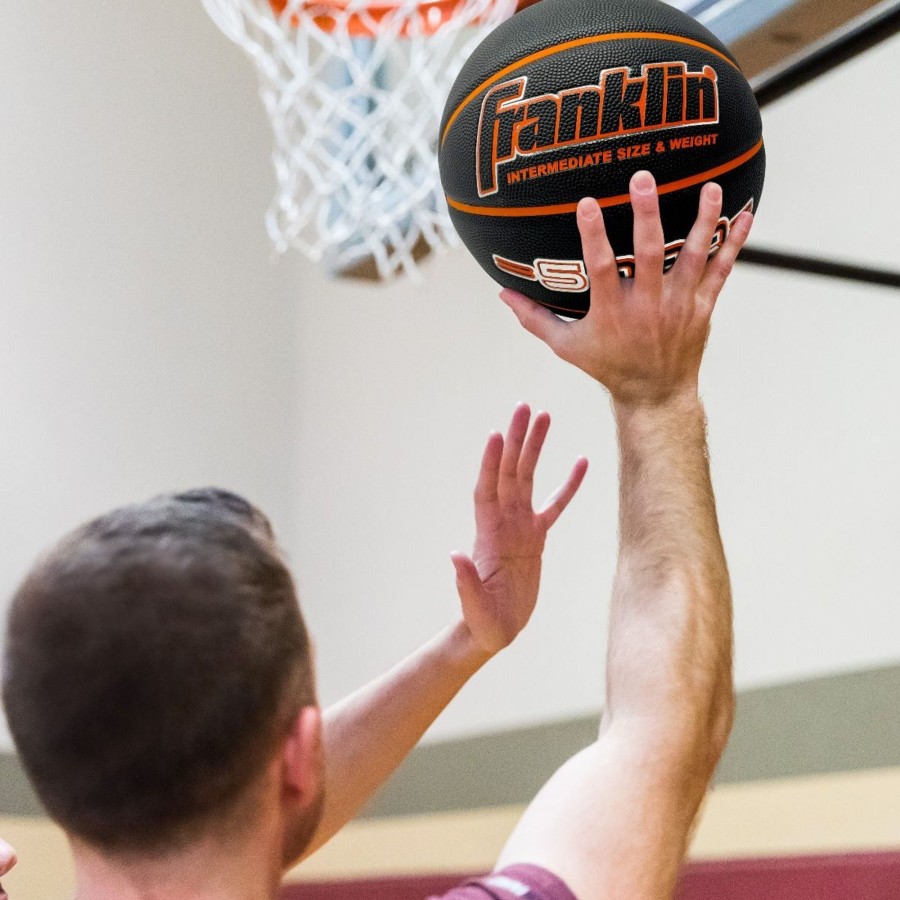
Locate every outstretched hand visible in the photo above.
<box><xmin>452</xmin><ymin>404</ymin><xmax>587</xmax><ymax>656</ymax></box>
<box><xmin>499</xmin><ymin>171</ymin><xmax>753</xmax><ymax>407</ymax></box>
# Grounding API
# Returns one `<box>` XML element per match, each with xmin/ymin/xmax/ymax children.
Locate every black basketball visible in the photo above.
<box><xmin>439</xmin><ymin>0</ymin><xmax>765</xmax><ymax>318</ymax></box>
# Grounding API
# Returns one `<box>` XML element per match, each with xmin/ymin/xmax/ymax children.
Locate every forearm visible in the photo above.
<box><xmin>606</xmin><ymin>391</ymin><xmax>734</xmax><ymax>750</ymax></box>
<box><xmin>297</xmin><ymin>618</ymin><xmax>491</xmax><ymax>859</ymax></box>
<box><xmin>492</xmin><ymin>179</ymin><xmax>749</xmax><ymax>900</ymax></box>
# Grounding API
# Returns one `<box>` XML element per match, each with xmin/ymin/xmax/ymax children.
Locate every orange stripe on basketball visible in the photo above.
<box><xmin>494</xmin><ymin>256</ymin><xmax>536</xmax><ymax>276</ymax></box>
<box><xmin>446</xmin><ymin>139</ymin><xmax>763</xmax><ymax>218</ymax></box>
<box><xmin>441</xmin><ymin>32</ymin><xmax>740</xmax><ymax>146</ymax></box>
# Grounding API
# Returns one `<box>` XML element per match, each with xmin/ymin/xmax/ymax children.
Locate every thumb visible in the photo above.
<box><xmin>499</xmin><ymin>289</ymin><xmax>569</xmax><ymax>352</ymax></box>
<box><xmin>450</xmin><ymin>552</ymin><xmax>488</xmax><ymax>625</ymax></box>
<box><xmin>450</xmin><ymin>552</ymin><xmax>482</xmax><ymax>597</ymax></box>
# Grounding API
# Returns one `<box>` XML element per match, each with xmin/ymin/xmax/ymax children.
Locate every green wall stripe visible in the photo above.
<box><xmin>717</xmin><ymin>663</ymin><xmax>900</xmax><ymax>784</ymax></box>
<box><xmin>361</xmin><ymin>717</ymin><xmax>600</xmax><ymax>820</ymax></box>
<box><xmin>360</xmin><ymin>662</ymin><xmax>900</xmax><ymax>819</ymax></box>
<box><xmin>0</xmin><ymin>754</ymin><xmax>43</xmax><ymax>817</ymax></box>
<box><xmin>1</xmin><ymin>663</ymin><xmax>898</xmax><ymax>819</ymax></box>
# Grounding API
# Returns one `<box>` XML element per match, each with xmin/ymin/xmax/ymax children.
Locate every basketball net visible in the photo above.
<box><xmin>201</xmin><ymin>0</ymin><xmax>517</xmax><ymax>279</ymax></box>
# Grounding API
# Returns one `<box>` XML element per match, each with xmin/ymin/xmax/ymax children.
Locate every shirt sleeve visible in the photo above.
<box><xmin>430</xmin><ymin>864</ymin><xmax>578</xmax><ymax>900</ymax></box>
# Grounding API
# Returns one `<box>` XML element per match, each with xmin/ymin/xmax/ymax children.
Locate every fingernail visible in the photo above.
<box><xmin>632</xmin><ymin>170</ymin><xmax>655</xmax><ymax>194</ymax></box>
<box><xmin>577</xmin><ymin>197</ymin><xmax>599</xmax><ymax>220</ymax></box>
<box><xmin>705</xmin><ymin>182</ymin><xmax>722</xmax><ymax>202</ymax></box>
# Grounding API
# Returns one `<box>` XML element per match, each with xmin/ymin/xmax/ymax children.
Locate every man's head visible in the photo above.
<box><xmin>2</xmin><ymin>488</ymin><xmax>323</xmax><ymax>861</ymax></box>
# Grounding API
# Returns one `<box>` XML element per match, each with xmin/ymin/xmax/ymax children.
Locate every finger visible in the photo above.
<box><xmin>499</xmin><ymin>289</ymin><xmax>570</xmax><ymax>352</ymax></box>
<box><xmin>671</xmin><ymin>181</ymin><xmax>723</xmax><ymax>289</ymax></box>
<box><xmin>0</xmin><ymin>839</ymin><xmax>16</xmax><ymax>876</ymax></box>
<box><xmin>473</xmin><ymin>430</ymin><xmax>504</xmax><ymax>506</ymax></box>
<box><xmin>698</xmin><ymin>211</ymin><xmax>754</xmax><ymax>310</ymax></box>
<box><xmin>451</xmin><ymin>551</ymin><xmax>481</xmax><ymax>587</ymax></box>
<box><xmin>537</xmin><ymin>456</ymin><xmax>589</xmax><ymax>530</ymax></box>
<box><xmin>450</xmin><ymin>551</ymin><xmax>485</xmax><ymax>614</ymax></box>
<box><xmin>517</xmin><ymin>410</ymin><xmax>551</xmax><ymax>506</ymax></box>
<box><xmin>576</xmin><ymin>197</ymin><xmax>620</xmax><ymax>307</ymax></box>
<box><xmin>499</xmin><ymin>403</ymin><xmax>531</xmax><ymax>503</ymax></box>
<box><xmin>630</xmin><ymin>170</ymin><xmax>665</xmax><ymax>298</ymax></box>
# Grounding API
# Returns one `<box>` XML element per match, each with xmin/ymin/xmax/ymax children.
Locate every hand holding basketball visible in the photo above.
<box><xmin>451</xmin><ymin>404</ymin><xmax>587</xmax><ymax>656</ymax></box>
<box><xmin>500</xmin><ymin>171</ymin><xmax>753</xmax><ymax>406</ymax></box>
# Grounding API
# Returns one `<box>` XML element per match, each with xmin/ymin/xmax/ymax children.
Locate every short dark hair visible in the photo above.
<box><xmin>2</xmin><ymin>488</ymin><xmax>314</xmax><ymax>852</ymax></box>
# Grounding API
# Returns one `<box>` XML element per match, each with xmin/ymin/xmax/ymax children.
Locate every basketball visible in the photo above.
<box><xmin>439</xmin><ymin>0</ymin><xmax>765</xmax><ymax>318</ymax></box>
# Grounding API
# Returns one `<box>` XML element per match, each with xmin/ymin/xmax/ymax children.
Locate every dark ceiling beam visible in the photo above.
<box><xmin>738</xmin><ymin>247</ymin><xmax>900</xmax><ymax>289</ymax></box>
<box><xmin>751</xmin><ymin>0</ymin><xmax>900</xmax><ymax>107</ymax></box>
<box><xmin>737</xmin><ymin>1</ymin><xmax>900</xmax><ymax>289</ymax></box>
<box><xmin>730</xmin><ymin>0</ymin><xmax>889</xmax><ymax>79</ymax></box>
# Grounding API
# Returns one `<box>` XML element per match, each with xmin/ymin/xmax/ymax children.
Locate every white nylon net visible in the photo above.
<box><xmin>201</xmin><ymin>0</ymin><xmax>517</xmax><ymax>278</ymax></box>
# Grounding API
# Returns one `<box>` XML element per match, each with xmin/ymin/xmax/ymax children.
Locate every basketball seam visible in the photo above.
<box><xmin>440</xmin><ymin>31</ymin><xmax>742</xmax><ymax>147</ymax></box>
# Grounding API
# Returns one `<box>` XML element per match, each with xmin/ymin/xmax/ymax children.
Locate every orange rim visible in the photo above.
<box><xmin>269</xmin><ymin>0</ymin><xmax>530</xmax><ymax>37</ymax></box>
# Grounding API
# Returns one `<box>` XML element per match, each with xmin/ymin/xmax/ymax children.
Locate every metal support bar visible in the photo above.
<box><xmin>741</xmin><ymin>2</ymin><xmax>900</xmax><ymax>288</ymax></box>
<box><xmin>752</xmin><ymin>0</ymin><xmax>900</xmax><ymax>107</ymax></box>
<box><xmin>738</xmin><ymin>247</ymin><xmax>900</xmax><ymax>289</ymax></box>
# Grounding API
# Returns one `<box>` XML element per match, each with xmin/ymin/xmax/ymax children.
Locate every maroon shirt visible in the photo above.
<box><xmin>434</xmin><ymin>865</ymin><xmax>577</xmax><ymax>900</ymax></box>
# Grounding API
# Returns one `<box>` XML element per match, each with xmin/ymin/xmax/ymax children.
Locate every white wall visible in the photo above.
<box><xmin>290</xmin><ymin>33</ymin><xmax>900</xmax><ymax>740</ymax></box>
<box><xmin>0</xmin><ymin>3</ymin><xmax>305</xmax><ymax>748</ymax></box>
<box><xmin>1</xmin><ymin>1</ymin><xmax>898</xmax><ymax>751</ymax></box>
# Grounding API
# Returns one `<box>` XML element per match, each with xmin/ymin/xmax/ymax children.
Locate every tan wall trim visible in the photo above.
<box><xmin>0</xmin><ymin>817</ymin><xmax>74</xmax><ymax>900</ymax></box>
<box><xmin>4</xmin><ymin>767</ymin><xmax>899</xmax><ymax>895</ymax></box>
<box><xmin>286</xmin><ymin>766</ymin><xmax>900</xmax><ymax>882</ymax></box>
<box><xmin>691</xmin><ymin>767</ymin><xmax>900</xmax><ymax>860</ymax></box>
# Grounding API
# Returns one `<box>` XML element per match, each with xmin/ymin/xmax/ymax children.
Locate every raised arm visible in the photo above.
<box><xmin>494</xmin><ymin>172</ymin><xmax>752</xmax><ymax>900</ymax></box>
<box><xmin>288</xmin><ymin>406</ymin><xmax>587</xmax><ymax>864</ymax></box>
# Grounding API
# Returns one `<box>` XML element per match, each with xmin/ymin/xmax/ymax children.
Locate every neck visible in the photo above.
<box><xmin>70</xmin><ymin>817</ymin><xmax>283</xmax><ymax>900</ymax></box>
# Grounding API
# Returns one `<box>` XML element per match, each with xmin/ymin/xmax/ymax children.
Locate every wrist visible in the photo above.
<box><xmin>612</xmin><ymin>385</ymin><xmax>703</xmax><ymax>422</ymax></box>
<box><xmin>439</xmin><ymin>618</ymin><xmax>495</xmax><ymax>674</ymax></box>
<box><xmin>612</xmin><ymin>390</ymin><xmax>707</xmax><ymax>458</ymax></box>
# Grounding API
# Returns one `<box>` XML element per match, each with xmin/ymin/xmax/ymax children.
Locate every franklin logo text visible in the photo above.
<box><xmin>477</xmin><ymin>61</ymin><xmax>720</xmax><ymax>197</ymax></box>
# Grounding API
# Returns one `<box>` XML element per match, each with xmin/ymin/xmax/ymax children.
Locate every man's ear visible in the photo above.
<box><xmin>281</xmin><ymin>706</ymin><xmax>323</xmax><ymax>806</ymax></box>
